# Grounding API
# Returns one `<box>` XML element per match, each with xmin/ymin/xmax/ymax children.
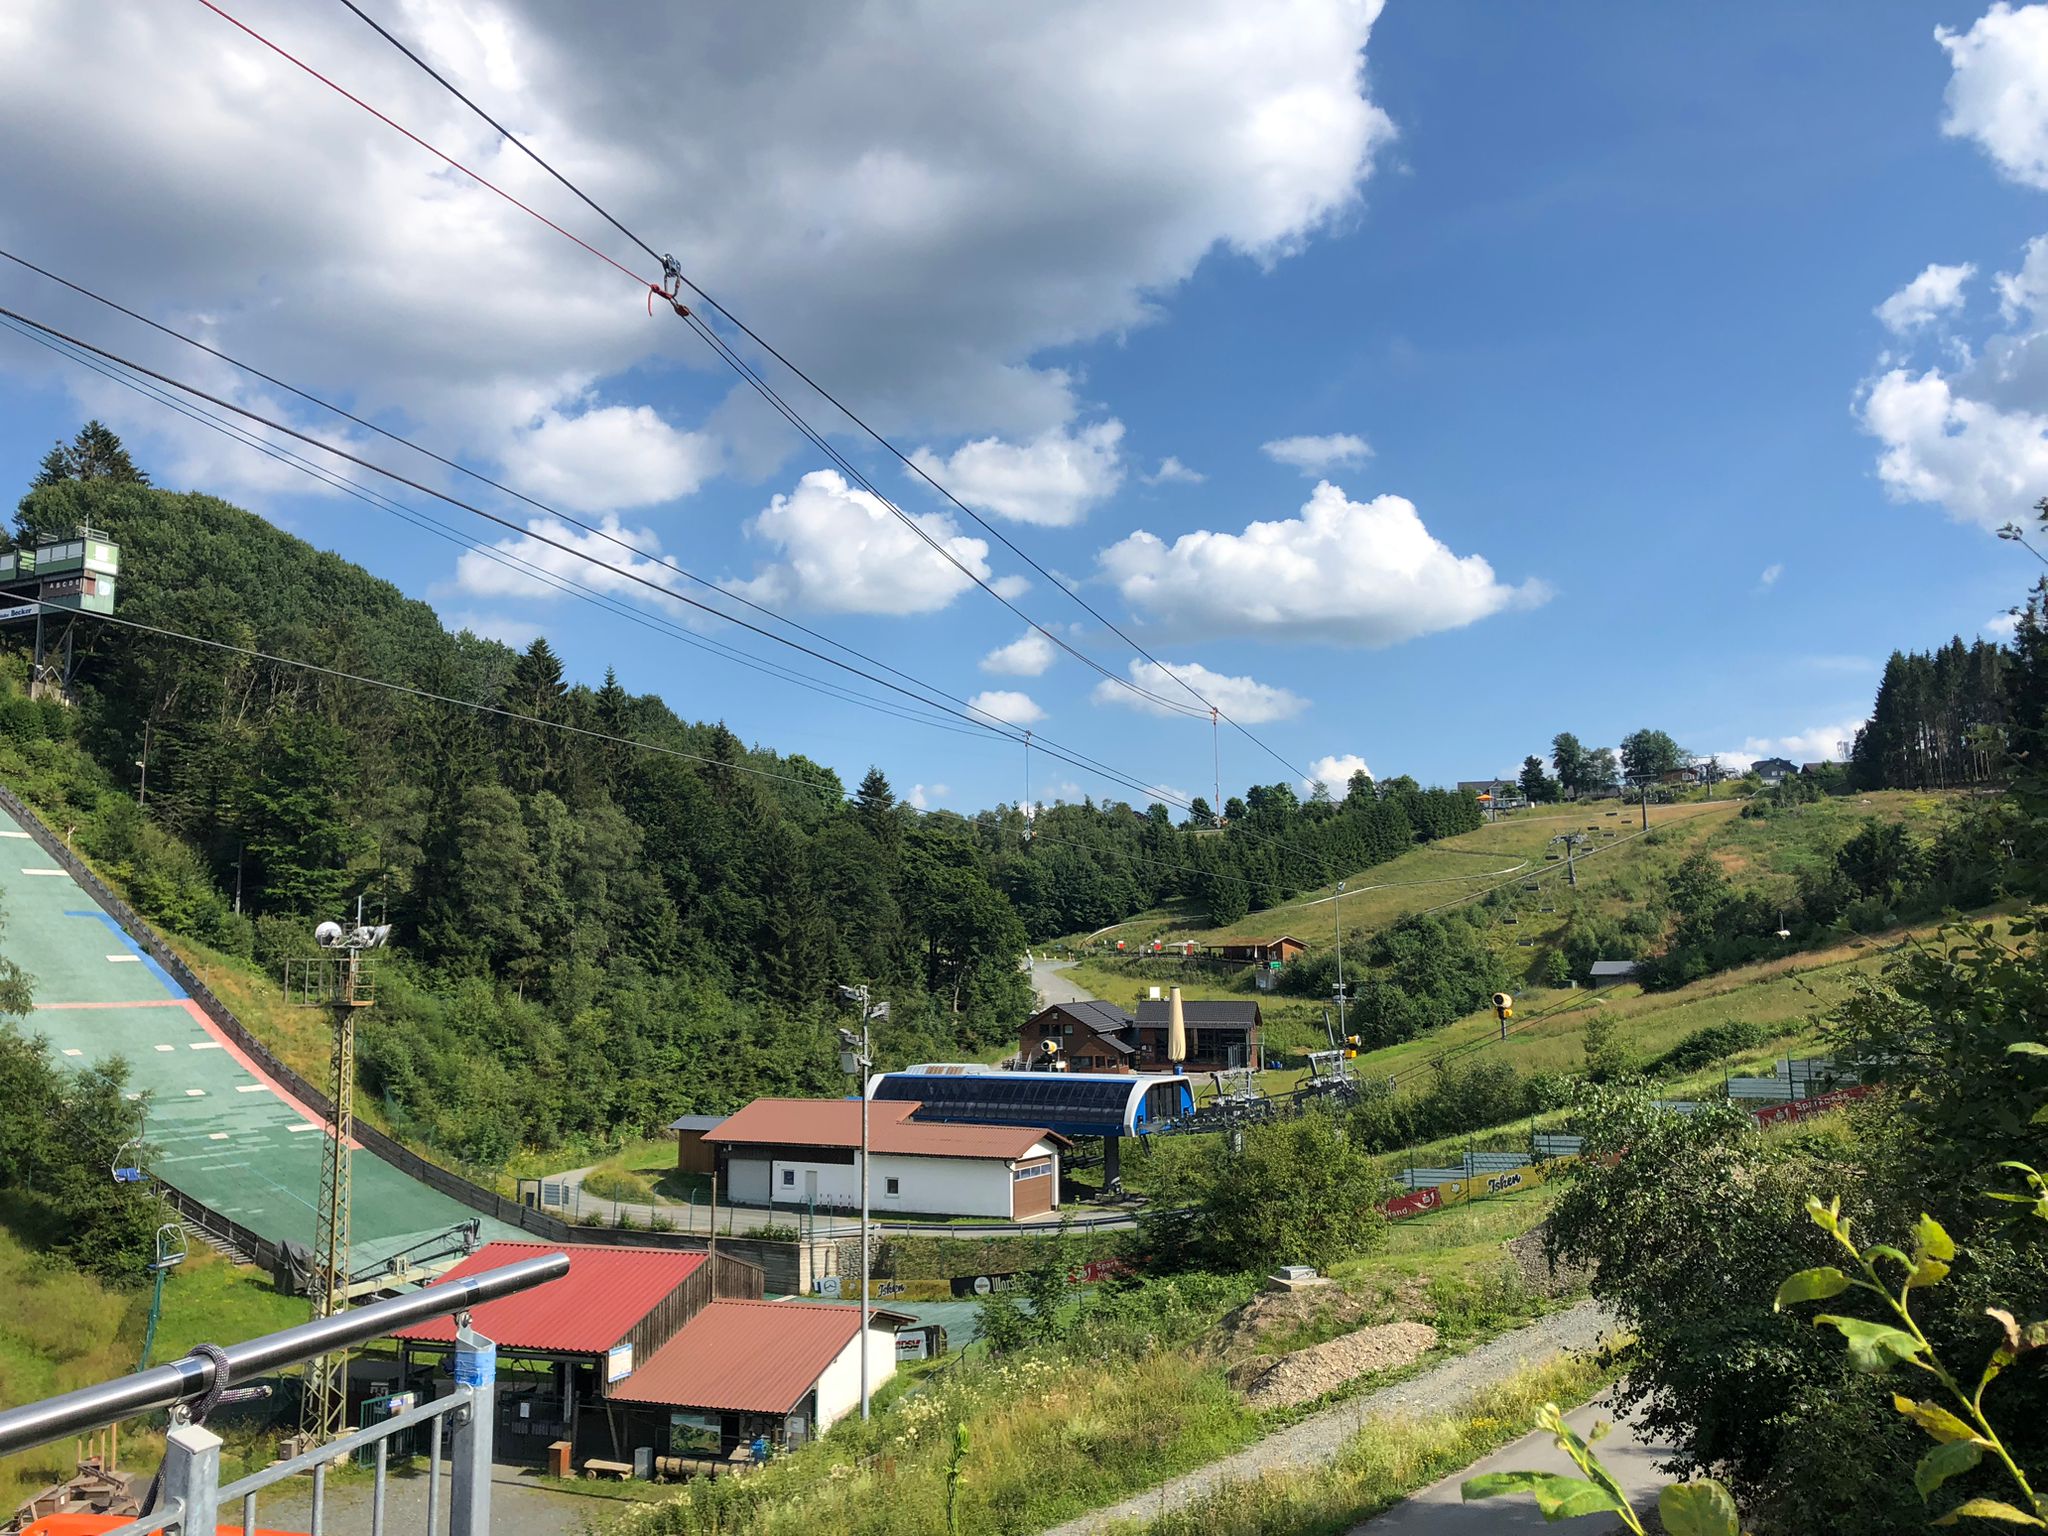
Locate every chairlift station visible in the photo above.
<box><xmin>0</xmin><ymin>525</ymin><xmax>120</xmax><ymax>698</ymax></box>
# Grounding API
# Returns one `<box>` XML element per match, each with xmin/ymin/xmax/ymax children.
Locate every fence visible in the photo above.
<box><xmin>1726</xmin><ymin>1057</ymin><xmax>1842</xmax><ymax>1102</ymax></box>
<box><xmin>0</xmin><ymin>1253</ymin><xmax>565</xmax><ymax>1536</ymax></box>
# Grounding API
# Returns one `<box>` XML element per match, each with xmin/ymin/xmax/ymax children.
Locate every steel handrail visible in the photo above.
<box><xmin>0</xmin><ymin>1252</ymin><xmax>568</xmax><ymax>1457</ymax></box>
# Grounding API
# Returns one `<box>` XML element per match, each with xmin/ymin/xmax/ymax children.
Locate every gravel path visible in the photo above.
<box><xmin>1038</xmin><ymin>1301</ymin><xmax>1616</xmax><ymax>1536</ymax></box>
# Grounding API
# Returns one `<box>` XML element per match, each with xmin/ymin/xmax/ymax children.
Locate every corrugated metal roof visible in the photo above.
<box><xmin>609</xmin><ymin>1300</ymin><xmax>907</xmax><ymax>1414</ymax></box>
<box><xmin>706</xmin><ymin>1098</ymin><xmax>1061</xmax><ymax>1158</ymax></box>
<box><xmin>1135</xmin><ymin>999</ymin><xmax>1260</xmax><ymax>1026</ymax></box>
<box><xmin>1029</xmin><ymin>1000</ymin><xmax>1134</xmax><ymax>1035</ymax></box>
<box><xmin>667</xmin><ymin>1114</ymin><xmax>726</xmax><ymax>1132</ymax></box>
<box><xmin>392</xmin><ymin>1242</ymin><xmax>703</xmax><ymax>1354</ymax></box>
<box><xmin>1589</xmin><ymin>960</ymin><xmax>1639</xmax><ymax>976</ymax></box>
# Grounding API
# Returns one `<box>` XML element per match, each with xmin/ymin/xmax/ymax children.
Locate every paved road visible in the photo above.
<box><xmin>252</xmin><ymin>1460</ymin><xmax>610</xmax><ymax>1536</ymax></box>
<box><xmin>1029</xmin><ymin>957</ymin><xmax>1097</xmax><ymax>1007</ymax></box>
<box><xmin>1355</xmin><ymin>1398</ymin><xmax>1672</xmax><ymax>1533</ymax></box>
<box><xmin>1040</xmin><ymin>1302</ymin><xmax>1616</xmax><ymax>1536</ymax></box>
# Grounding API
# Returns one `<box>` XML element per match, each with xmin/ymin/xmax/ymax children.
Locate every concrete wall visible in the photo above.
<box><xmin>739</xmin><ymin>1148</ymin><xmax>1058</xmax><ymax>1220</ymax></box>
<box><xmin>813</xmin><ymin>1318</ymin><xmax>900</xmax><ymax>1431</ymax></box>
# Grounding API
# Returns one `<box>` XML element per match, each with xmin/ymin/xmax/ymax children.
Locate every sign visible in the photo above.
<box><xmin>876</xmin><ymin>1280</ymin><xmax>907</xmax><ymax>1299</ymax></box>
<box><xmin>1068</xmin><ymin>1257</ymin><xmax>1133</xmax><ymax>1285</ymax></box>
<box><xmin>896</xmin><ymin>1333</ymin><xmax>930</xmax><ymax>1361</ymax></box>
<box><xmin>453</xmin><ymin>1340</ymin><xmax>497</xmax><ymax>1389</ymax></box>
<box><xmin>0</xmin><ymin>603</ymin><xmax>38</xmax><ymax>624</ymax></box>
<box><xmin>1382</xmin><ymin>1186</ymin><xmax>1443</xmax><ymax>1220</ymax></box>
<box><xmin>1752</xmin><ymin>1084</ymin><xmax>1871</xmax><ymax>1127</ymax></box>
<box><xmin>817</xmin><ymin>1275</ymin><xmax>842</xmax><ymax>1299</ymax></box>
<box><xmin>949</xmin><ymin>1272</ymin><xmax>1017</xmax><ymax>1298</ymax></box>
<box><xmin>605</xmin><ymin>1343</ymin><xmax>634</xmax><ymax>1383</ymax></box>
<box><xmin>1482</xmin><ymin>1165</ymin><xmax>1543</xmax><ymax>1196</ymax></box>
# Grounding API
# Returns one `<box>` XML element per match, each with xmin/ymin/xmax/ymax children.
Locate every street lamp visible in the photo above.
<box><xmin>1332</xmin><ymin>880</ymin><xmax>1348</xmax><ymax>1044</ymax></box>
<box><xmin>1998</xmin><ymin>522</ymin><xmax>2048</xmax><ymax>566</ymax></box>
<box><xmin>834</xmin><ymin>983</ymin><xmax>888</xmax><ymax>1422</ymax></box>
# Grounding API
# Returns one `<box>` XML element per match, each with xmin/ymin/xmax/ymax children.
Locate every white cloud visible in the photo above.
<box><xmin>1995</xmin><ymin>234</ymin><xmax>2048</xmax><ymax>323</ymax></box>
<box><xmin>910</xmin><ymin>420</ymin><xmax>1124</xmax><ymax>526</ymax></box>
<box><xmin>1860</xmin><ymin>367</ymin><xmax>2048</xmax><ymax>528</ymax></box>
<box><xmin>1987</xmin><ymin>610</ymin><xmax>2023</xmax><ymax>638</ymax></box>
<box><xmin>453</xmin><ymin>513</ymin><xmax>687</xmax><ymax>608</ymax></box>
<box><xmin>1091</xmin><ymin>659</ymin><xmax>1307</xmax><ymax>723</ymax></box>
<box><xmin>1875</xmin><ymin>263</ymin><xmax>1976</xmax><ymax>334</ymax></box>
<box><xmin>1143</xmin><ymin>784</ymin><xmax>1193</xmax><ymax>807</ymax></box>
<box><xmin>1142</xmin><ymin>456</ymin><xmax>1206</xmax><ymax>486</ymax></box>
<box><xmin>980</xmin><ymin>629</ymin><xmax>1057</xmax><ymax>676</ymax></box>
<box><xmin>1758</xmin><ymin>562</ymin><xmax>1784</xmax><ymax>587</ymax></box>
<box><xmin>498</xmin><ymin>403</ymin><xmax>718</xmax><ymax>513</ymax></box>
<box><xmin>1937</xmin><ymin>3</ymin><xmax>2048</xmax><ymax>190</ymax></box>
<box><xmin>726</xmin><ymin>469</ymin><xmax>992</xmax><ymax>614</ymax></box>
<box><xmin>907</xmin><ymin>782</ymin><xmax>950</xmax><ymax>810</ymax></box>
<box><xmin>1713</xmin><ymin>718</ymin><xmax>1865</xmax><ymax>772</ymax></box>
<box><xmin>1099</xmin><ymin>481</ymin><xmax>1548</xmax><ymax>645</ymax></box>
<box><xmin>968</xmin><ymin>690</ymin><xmax>1046</xmax><ymax>726</ymax></box>
<box><xmin>1303</xmin><ymin>752</ymin><xmax>1371</xmax><ymax>795</ymax></box>
<box><xmin>1261</xmin><ymin>432</ymin><xmax>1372</xmax><ymax>473</ymax></box>
<box><xmin>446</xmin><ymin>611</ymin><xmax>544</xmax><ymax>649</ymax></box>
<box><xmin>991</xmin><ymin>574</ymin><xmax>1032</xmax><ymax>600</ymax></box>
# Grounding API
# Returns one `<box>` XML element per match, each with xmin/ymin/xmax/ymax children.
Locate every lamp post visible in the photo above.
<box><xmin>1332</xmin><ymin>880</ymin><xmax>1347</xmax><ymax>1042</ymax></box>
<box><xmin>1997</xmin><ymin>522</ymin><xmax>2048</xmax><ymax>567</ymax></box>
<box><xmin>835</xmin><ymin>984</ymin><xmax>888</xmax><ymax>1422</ymax></box>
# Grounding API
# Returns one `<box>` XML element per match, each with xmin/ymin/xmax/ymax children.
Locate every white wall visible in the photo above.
<box><xmin>812</xmin><ymin>1318</ymin><xmax>900</xmax><ymax>1431</ymax></box>
<box><xmin>741</xmin><ymin>1150</ymin><xmax>1056</xmax><ymax>1219</ymax></box>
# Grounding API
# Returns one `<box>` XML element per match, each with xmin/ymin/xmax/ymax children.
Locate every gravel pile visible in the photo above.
<box><xmin>1506</xmin><ymin>1220</ymin><xmax>1594</xmax><ymax>1297</ymax></box>
<box><xmin>1244</xmin><ymin>1320</ymin><xmax>1439</xmax><ymax>1411</ymax></box>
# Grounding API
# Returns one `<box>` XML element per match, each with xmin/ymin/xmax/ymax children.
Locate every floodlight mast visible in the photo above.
<box><xmin>293</xmin><ymin>900</ymin><xmax>390</xmax><ymax>1450</ymax></box>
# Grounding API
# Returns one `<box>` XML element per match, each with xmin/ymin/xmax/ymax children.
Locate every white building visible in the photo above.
<box><xmin>705</xmin><ymin>1097</ymin><xmax>1066</xmax><ymax>1220</ymax></box>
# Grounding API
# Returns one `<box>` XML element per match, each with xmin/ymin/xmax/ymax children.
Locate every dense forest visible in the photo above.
<box><xmin>1848</xmin><ymin>635</ymin><xmax>2013</xmax><ymax>789</ymax></box>
<box><xmin>0</xmin><ymin>430</ymin><xmax>1480</xmax><ymax>1164</ymax></box>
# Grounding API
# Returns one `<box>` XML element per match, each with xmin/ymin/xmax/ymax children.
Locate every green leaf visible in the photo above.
<box><xmin>1461</xmin><ymin>1470</ymin><xmax>1625</xmax><ymax>1519</ymax></box>
<box><xmin>1932</xmin><ymin>1497</ymin><xmax>2048</xmax><ymax>1526</ymax></box>
<box><xmin>2008</xmin><ymin>1042</ymin><xmax>2048</xmax><ymax>1058</ymax></box>
<box><xmin>1915</xmin><ymin>1213</ymin><xmax>1957</xmax><ymax>1261</ymax></box>
<box><xmin>1916</xmin><ymin>1439</ymin><xmax>1983</xmax><ymax>1502</ymax></box>
<box><xmin>1814</xmin><ymin>1314</ymin><xmax>1926</xmax><ymax>1374</ymax></box>
<box><xmin>1775</xmin><ymin>1267</ymin><xmax>1852</xmax><ymax>1311</ymax></box>
<box><xmin>1908</xmin><ymin>1257</ymin><xmax>1953</xmax><ymax>1291</ymax></box>
<box><xmin>1893</xmin><ymin>1395</ymin><xmax>1977</xmax><ymax>1443</ymax></box>
<box><xmin>1659</xmin><ymin>1480</ymin><xmax>1742</xmax><ymax>1536</ymax></box>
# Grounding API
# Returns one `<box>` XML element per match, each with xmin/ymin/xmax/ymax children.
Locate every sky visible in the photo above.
<box><xmin>2</xmin><ymin>0</ymin><xmax>2046</xmax><ymax>816</ymax></box>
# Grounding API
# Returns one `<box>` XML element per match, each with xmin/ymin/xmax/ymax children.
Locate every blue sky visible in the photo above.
<box><xmin>2</xmin><ymin>0</ymin><xmax>2046</xmax><ymax>814</ymax></box>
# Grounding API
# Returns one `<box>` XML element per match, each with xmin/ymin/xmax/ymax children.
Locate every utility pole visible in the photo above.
<box><xmin>1550</xmin><ymin>832</ymin><xmax>1586</xmax><ymax>888</ymax></box>
<box><xmin>1332</xmin><ymin>880</ymin><xmax>1347</xmax><ymax>1042</ymax></box>
<box><xmin>134</xmin><ymin>718</ymin><xmax>151</xmax><ymax>808</ymax></box>
<box><xmin>837</xmin><ymin>985</ymin><xmax>888</xmax><ymax>1422</ymax></box>
<box><xmin>1210</xmin><ymin>707</ymin><xmax>1221</xmax><ymax>824</ymax></box>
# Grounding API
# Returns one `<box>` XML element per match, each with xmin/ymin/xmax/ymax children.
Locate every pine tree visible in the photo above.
<box><xmin>66</xmin><ymin>421</ymin><xmax>148</xmax><ymax>484</ymax></box>
<box><xmin>32</xmin><ymin>442</ymin><xmax>71</xmax><ymax>488</ymax></box>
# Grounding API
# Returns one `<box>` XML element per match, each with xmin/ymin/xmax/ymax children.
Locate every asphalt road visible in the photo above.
<box><xmin>1029</xmin><ymin>957</ymin><xmax>1097</xmax><ymax>1007</ymax></box>
<box><xmin>1354</xmin><ymin>1398</ymin><xmax>1673</xmax><ymax>1533</ymax></box>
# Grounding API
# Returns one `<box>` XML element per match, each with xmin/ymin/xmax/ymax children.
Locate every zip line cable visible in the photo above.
<box><xmin>0</xmin><ymin>303</ymin><xmax>1236</xmax><ymax>816</ymax></box>
<box><xmin>188</xmin><ymin>0</ymin><xmax>1211</xmax><ymax>726</ymax></box>
<box><xmin>0</xmin><ymin>260</ymin><xmax>1360</xmax><ymax>879</ymax></box>
<box><xmin>273</xmin><ymin>0</ymin><xmax>1315</xmax><ymax>774</ymax></box>
<box><xmin>0</xmin><ymin>315</ymin><xmax>1003</xmax><ymax>743</ymax></box>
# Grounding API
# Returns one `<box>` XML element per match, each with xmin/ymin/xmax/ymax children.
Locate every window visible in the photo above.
<box><xmin>781</xmin><ymin>1168</ymin><xmax>795</xmax><ymax>1187</ymax></box>
<box><xmin>885</xmin><ymin>1176</ymin><xmax>900</xmax><ymax>1197</ymax></box>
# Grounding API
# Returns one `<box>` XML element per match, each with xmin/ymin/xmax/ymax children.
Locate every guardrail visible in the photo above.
<box><xmin>0</xmin><ymin>1253</ymin><xmax>566</xmax><ymax>1536</ymax></box>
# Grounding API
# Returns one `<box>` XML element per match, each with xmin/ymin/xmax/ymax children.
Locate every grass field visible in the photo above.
<box><xmin>0</xmin><ymin>1206</ymin><xmax>307</xmax><ymax>1515</ymax></box>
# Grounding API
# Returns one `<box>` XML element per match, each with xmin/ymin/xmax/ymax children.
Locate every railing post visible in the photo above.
<box><xmin>448</xmin><ymin>1321</ymin><xmax>497</xmax><ymax>1536</ymax></box>
<box><xmin>161</xmin><ymin>1419</ymin><xmax>222</xmax><ymax>1536</ymax></box>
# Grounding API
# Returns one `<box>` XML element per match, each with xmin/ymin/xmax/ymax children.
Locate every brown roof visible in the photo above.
<box><xmin>393</xmin><ymin>1243</ymin><xmax>704</xmax><ymax>1354</ymax></box>
<box><xmin>609</xmin><ymin>1300</ymin><xmax>911</xmax><ymax>1414</ymax></box>
<box><xmin>705</xmin><ymin>1098</ymin><xmax>1064</xmax><ymax>1158</ymax></box>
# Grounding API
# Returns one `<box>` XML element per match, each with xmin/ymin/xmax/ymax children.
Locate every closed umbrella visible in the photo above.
<box><xmin>1167</xmin><ymin>985</ymin><xmax>1187</xmax><ymax>1066</ymax></box>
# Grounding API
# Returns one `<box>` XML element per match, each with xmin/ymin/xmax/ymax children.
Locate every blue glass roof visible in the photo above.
<box><xmin>869</xmin><ymin>1067</ymin><xmax>1193</xmax><ymax>1139</ymax></box>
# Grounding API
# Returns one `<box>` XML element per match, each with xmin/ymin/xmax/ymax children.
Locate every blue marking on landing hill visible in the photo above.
<box><xmin>65</xmin><ymin>909</ymin><xmax>186</xmax><ymax>1000</ymax></box>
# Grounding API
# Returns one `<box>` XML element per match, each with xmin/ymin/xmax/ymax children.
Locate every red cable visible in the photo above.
<box><xmin>192</xmin><ymin>0</ymin><xmax>661</xmax><ymax>304</ymax></box>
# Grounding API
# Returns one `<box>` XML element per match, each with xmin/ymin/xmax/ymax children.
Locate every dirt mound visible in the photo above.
<box><xmin>1243</xmin><ymin>1321</ymin><xmax>1439</xmax><ymax>1411</ymax></box>
<box><xmin>1506</xmin><ymin>1220</ymin><xmax>1593</xmax><ymax>1298</ymax></box>
<box><xmin>1211</xmin><ymin>1285</ymin><xmax>1374</xmax><ymax>1359</ymax></box>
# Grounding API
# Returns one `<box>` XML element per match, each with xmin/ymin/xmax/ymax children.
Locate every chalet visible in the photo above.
<box><xmin>1132</xmin><ymin>997</ymin><xmax>1262</xmax><ymax>1070</ymax></box>
<box><xmin>1800</xmin><ymin>761</ymin><xmax>1831</xmax><ymax>777</ymax></box>
<box><xmin>1751</xmin><ymin>756</ymin><xmax>1797</xmax><ymax>786</ymax></box>
<box><xmin>704</xmin><ymin>1098</ymin><xmax>1067</xmax><ymax>1220</ymax></box>
<box><xmin>1201</xmin><ymin>935</ymin><xmax>1307</xmax><ymax>966</ymax></box>
<box><xmin>1021</xmin><ymin>1000</ymin><xmax>1138</xmax><ymax>1072</ymax></box>
<box><xmin>1659</xmin><ymin>766</ymin><xmax>1701</xmax><ymax>786</ymax></box>
<box><xmin>1457</xmin><ymin>778</ymin><xmax>1516</xmax><ymax>799</ymax></box>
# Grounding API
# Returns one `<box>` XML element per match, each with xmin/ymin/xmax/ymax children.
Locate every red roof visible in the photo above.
<box><xmin>609</xmin><ymin>1300</ymin><xmax>905</xmax><ymax>1414</ymax></box>
<box><xmin>705</xmin><ymin>1098</ymin><xmax>1063</xmax><ymax>1159</ymax></box>
<box><xmin>392</xmin><ymin>1242</ymin><xmax>703</xmax><ymax>1354</ymax></box>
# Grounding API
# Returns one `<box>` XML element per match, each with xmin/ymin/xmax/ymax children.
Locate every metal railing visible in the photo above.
<box><xmin>0</xmin><ymin>1253</ymin><xmax>567</xmax><ymax>1536</ymax></box>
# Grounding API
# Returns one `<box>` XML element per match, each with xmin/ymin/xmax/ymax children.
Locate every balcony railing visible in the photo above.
<box><xmin>0</xmin><ymin>1252</ymin><xmax>568</xmax><ymax>1536</ymax></box>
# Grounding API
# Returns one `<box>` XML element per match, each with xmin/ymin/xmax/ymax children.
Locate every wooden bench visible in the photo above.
<box><xmin>581</xmin><ymin>1459</ymin><xmax>634</xmax><ymax>1481</ymax></box>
